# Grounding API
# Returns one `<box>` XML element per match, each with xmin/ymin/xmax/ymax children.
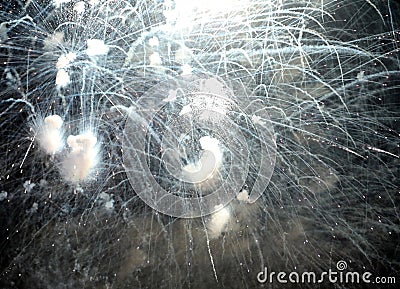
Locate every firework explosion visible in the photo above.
<box><xmin>0</xmin><ymin>0</ymin><xmax>399</xmax><ymax>288</ymax></box>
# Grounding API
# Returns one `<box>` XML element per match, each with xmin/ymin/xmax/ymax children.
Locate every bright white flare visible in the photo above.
<box><xmin>73</xmin><ymin>1</ymin><xmax>86</xmax><ymax>14</ymax></box>
<box><xmin>148</xmin><ymin>36</ymin><xmax>159</xmax><ymax>47</ymax></box>
<box><xmin>181</xmin><ymin>64</ymin><xmax>192</xmax><ymax>76</ymax></box>
<box><xmin>36</xmin><ymin>115</ymin><xmax>64</xmax><ymax>155</ymax></box>
<box><xmin>56</xmin><ymin>52</ymin><xmax>76</xmax><ymax>69</ymax></box>
<box><xmin>149</xmin><ymin>52</ymin><xmax>162</xmax><ymax>66</ymax></box>
<box><xmin>174</xmin><ymin>45</ymin><xmax>192</xmax><ymax>64</ymax></box>
<box><xmin>236</xmin><ymin>189</ymin><xmax>250</xmax><ymax>202</ymax></box>
<box><xmin>179</xmin><ymin>104</ymin><xmax>192</xmax><ymax>116</ymax></box>
<box><xmin>164</xmin><ymin>0</ymin><xmax>249</xmax><ymax>31</ymax></box>
<box><xmin>56</xmin><ymin>69</ymin><xmax>71</xmax><ymax>88</ymax></box>
<box><xmin>88</xmin><ymin>0</ymin><xmax>100</xmax><ymax>5</ymax></box>
<box><xmin>182</xmin><ymin>136</ymin><xmax>223</xmax><ymax>183</ymax></box>
<box><xmin>61</xmin><ymin>132</ymin><xmax>99</xmax><ymax>183</ymax></box>
<box><xmin>86</xmin><ymin>39</ymin><xmax>109</xmax><ymax>56</ymax></box>
<box><xmin>208</xmin><ymin>205</ymin><xmax>231</xmax><ymax>239</ymax></box>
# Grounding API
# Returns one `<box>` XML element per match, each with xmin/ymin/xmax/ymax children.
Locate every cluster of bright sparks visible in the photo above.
<box><xmin>11</xmin><ymin>0</ymin><xmax>251</xmax><ymax>237</ymax></box>
<box><xmin>34</xmin><ymin>113</ymin><xmax>99</xmax><ymax>183</ymax></box>
<box><xmin>33</xmin><ymin>32</ymin><xmax>109</xmax><ymax>183</ymax></box>
<box><xmin>28</xmin><ymin>0</ymin><xmax>254</xmax><ymax>189</ymax></box>
<box><xmin>19</xmin><ymin>0</ymin><xmax>274</xmax><ymax>238</ymax></box>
